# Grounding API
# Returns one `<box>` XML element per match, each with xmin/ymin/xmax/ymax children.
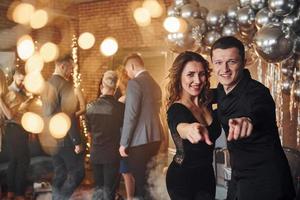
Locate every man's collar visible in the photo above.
<box><xmin>134</xmin><ymin>70</ymin><xmax>146</xmax><ymax>78</ymax></box>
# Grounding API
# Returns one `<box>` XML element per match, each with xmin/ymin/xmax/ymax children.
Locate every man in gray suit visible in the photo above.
<box><xmin>119</xmin><ymin>53</ymin><xmax>163</xmax><ymax>199</ymax></box>
<box><xmin>42</xmin><ymin>55</ymin><xmax>85</xmax><ymax>200</ymax></box>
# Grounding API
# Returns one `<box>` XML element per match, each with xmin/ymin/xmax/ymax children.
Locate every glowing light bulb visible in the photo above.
<box><xmin>24</xmin><ymin>72</ymin><xmax>45</xmax><ymax>94</ymax></box>
<box><xmin>164</xmin><ymin>17</ymin><xmax>180</xmax><ymax>33</ymax></box>
<box><xmin>25</xmin><ymin>52</ymin><xmax>44</xmax><ymax>73</ymax></box>
<box><xmin>78</xmin><ymin>32</ymin><xmax>95</xmax><ymax>50</ymax></box>
<box><xmin>163</xmin><ymin>17</ymin><xmax>187</xmax><ymax>33</ymax></box>
<box><xmin>17</xmin><ymin>35</ymin><xmax>35</xmax><ymax>60</ymax></box>
<box><xmin>21</xmin><ymin>112</ymin><xmax>44</xmax><ymax>133</ymax></box>
<box><xmin>12</xmin><ymin>3</ymin><xmax>35</xmax><ymax>25</ymax></box>
<box><xmin>100</xmin><ymin>37</ymin><xmax>118</xmax><ymax>57</ymax></box>
<box><xmin>143</xmin><ymin>0</ymin><xmax>163</xmax><ymax>18</ymax></box>
<box><xmin>49</xmin><ymin>112</ymin><xmax>71</xmax><ymax>139</ymax></box>
<box><xmin>133</xmin><ymin>7</ymin><xmax>151</xmax><ymax>27</ymax></box>
<box><xmin>40</xmin><ymin>42</ymin><xmax>59</xmax><ymax>62</ymax></box>
<box><xmin>30</xmin><ymin>9</ymin><xmax>48</xmax><ymax>29</ymax></box>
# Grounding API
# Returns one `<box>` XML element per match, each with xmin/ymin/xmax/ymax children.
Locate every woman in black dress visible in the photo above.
<box><xmin>165</xmin><ymin>51</ymin><xmax>221</xmax><ymax>200</ymax></box>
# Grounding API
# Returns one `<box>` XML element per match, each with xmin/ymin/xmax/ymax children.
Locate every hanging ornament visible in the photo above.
<box><xmin>297</xmin><ymin>107</ymin><xmax>300</xmax><ymax>146</ymax></box>
<box><xmin>253</xmin><ymin>23</ymin><xmax>296</xmax><ymax>63</ymax></box>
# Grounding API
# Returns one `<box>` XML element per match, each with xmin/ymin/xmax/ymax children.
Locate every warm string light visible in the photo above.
<box><xmin>80</xmin><ymin>114</ymin><xmax>89</xmax><ymax>147</ymax></box>
<box><xmin>71</xmin><ymin>35</ymin><xmax>89</xmax><ymax>156</ymax></box>
<box><xmin>72</xmin><ymin>35</ymin><xmax>80</xmax><ymax>88</ymax></box>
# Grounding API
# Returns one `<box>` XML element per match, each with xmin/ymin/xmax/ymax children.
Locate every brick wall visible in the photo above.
<box><xmin>1</xmin><ymin>0</ymin><xmax>172</xmax><ymax>101</ymax></box>
<box><xmin>77</xmin><ymin>0</ymin><xmax>172</xmax><ymax>101</ymax></box>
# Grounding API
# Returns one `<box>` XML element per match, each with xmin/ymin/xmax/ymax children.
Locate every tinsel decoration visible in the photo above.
<box><xmin>265</xmin><ymin>63</ymin><xmax>284</xmax><ymax>138</ymax></box>
<box><xmin>290</xmin><ymin>85</ymin><xmax>296</xmax><ymax>121</ymax></box>
<box><xmin>275</xmin><ymin>63</ymin><xmax>283</xmax><ymax>138</ymax></box>
<box><xmin>294</xmin><ymin>59</ymin><xmax>300</xmax><ymax>147</ymax></box>
<box><xmin>257</xmin><ymin>58</ymin><xmax>263</xmax><ymax>83</ymax></box>
<box><xmin>289</xmin><ymin>66</ymin><xmax>297</xmax><ymax>121</ymax></box>
<box><xmin>298</xmin><ymin>107</ymin><xmax>300</xmax><ymax>146</ymax></box>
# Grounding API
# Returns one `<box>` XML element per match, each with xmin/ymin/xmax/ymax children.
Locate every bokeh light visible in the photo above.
<box><xmin>12</xmin><ymin>3</ymin><xmax>35</xmax><ymax>25</ymax></box>
<box><xmin>17</xmin><ymin>35</ymin><xmax>35</xmax><ymax>60</ymax></box>
<box><xmin>21</xmin><ymin>112</ymin><xmax>44</xmax><ymax>134</ymax></box>
<box><xmin>78</xmin><ymin>32</ymin><xmax>95</xmax><ymax>50</ymax></box>
<box><xmin>25</xmin><ymin>52</ymin><xmax>44</xmax><ymax>73</ymax></box>
<box><xmin>49</xmin><ymin>112</ymin><xmax>71</xmax><ymax>139</ymax></box>
<box><xmin>40</xmin><ymin>42</ymin><xmax>59</xmax><ymax>62</ymax></box>
<box><xmin>133</xmin><ymin>7</ymin><xmax>151</xmax><ymax>27</ymax></box>
<box><xmin>163</xmin><ymin>17</ymin><xmax>181</xmax><ymax>33</ymax></box>
<box><xmin>100</xmin><ymin>37</ymin><xmax>118</xmax><ymax>57</ymax></box>
<box><xmin>30</xmin><ymin>9</ymin><xmax>48</xmax><ymax>29</ymax></box>
<box><xmin>142</xmin><ymin>0</ymin><xmax>163</xmax><ymax>18</ymax></box>
<box><xmin>24</xmin><ymin>72</ymin><xmax>45</xmax><ymax>94</ymax></box>
<box><xmin>163</xmin><ymin>17</ymin><xmax>187</xmax><ymax>33</ymax></box>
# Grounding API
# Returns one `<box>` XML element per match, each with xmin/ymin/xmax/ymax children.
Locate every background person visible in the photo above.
<box><xmin>86</xmin><ymin>70</ymin><xmax>124</xmax><ymax>200</ymax></box>
<box><xmin>119</xmin><ymin>53</ymin><xmax>163</xmax><ymax>199</ymax></box>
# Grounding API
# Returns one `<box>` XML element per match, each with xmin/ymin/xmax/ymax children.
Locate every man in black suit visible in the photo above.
<box><xmin>211</xmin><ymin>36</ymin><xmax>295</xmax><ymax>200</ymax></box>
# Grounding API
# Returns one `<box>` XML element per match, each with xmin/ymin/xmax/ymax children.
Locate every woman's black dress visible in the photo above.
<box><xmin>166</xmin><ymin>103</ymin><xmax>221</xmax><ymax>200</ymax></box>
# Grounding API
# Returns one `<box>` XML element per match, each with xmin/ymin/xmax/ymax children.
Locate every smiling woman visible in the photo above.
<box><xmin>165</xmin><ymin>51</ymin><xmax>221</xmax><ymax>200</ymax></box>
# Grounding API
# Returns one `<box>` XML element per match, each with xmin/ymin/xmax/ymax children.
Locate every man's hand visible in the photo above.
<box><xmin>119</xmin><ymin>145</ymin><xmax>128</xmax><ymax>157</ymax></box>
<box><xmin>186</xmin><ymin>123</ymin><xmax>212</xmax><ymax>145</ymax></box>
<box><xmin>227</xmin><ymin>117</ymin><xmax>253</xmax><ymax>141</ymax></box>
<box><xmin>74</xmin><ymin>144</ymin><xmax>83</xmax><ymax>154</ymax></box>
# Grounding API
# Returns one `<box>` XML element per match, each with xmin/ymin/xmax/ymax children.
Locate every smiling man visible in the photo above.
<box><xmin>211</xmin><ymin>36</ymin><xmax>295</xmax><ymax>200</ymax></box>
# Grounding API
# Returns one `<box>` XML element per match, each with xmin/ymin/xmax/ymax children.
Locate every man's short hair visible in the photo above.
<box><xmin>211</xmin><ymin>36</ymin><xmax>245</xmax><ymax>63</ymax></box>
<box><xmin>55</xmin><ymin>54</ymin><xmax>73</xmax><ymax>66</ymax></box>
<box><xmin>123</xmin><ymin>53</ymin><xmax>144</xmax><ymax>66</ymax></box>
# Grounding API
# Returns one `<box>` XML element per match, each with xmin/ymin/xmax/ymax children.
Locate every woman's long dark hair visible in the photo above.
<box><xmin>166</xmin><ymin>51</ymin><xmax>212</xmax><ymax>108</ymax></box>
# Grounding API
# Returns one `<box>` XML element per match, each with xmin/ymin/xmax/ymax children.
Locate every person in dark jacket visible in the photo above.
<box><xmin>211</xmin><ymin>36</ymin><xmax>295</xmax><ymax>200</ymax></box>
<box><xmin>0</xmin><ymin>69</ymin><xmax>30</xmax><ymax>200</ymax></box>
<box><xmin>86</xmin><ymin>70</ymin><xmax>124</xmax><ymax>200</ymax></box>
<box><xmin>165</xmin><ymin>51</ymin><xmax>221</xmax><ymax>200</ymax></box>
<box><xmin>42</xmin><ymin>54</ymin><xmax>85</xmax><ymax>200</ymax></box>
